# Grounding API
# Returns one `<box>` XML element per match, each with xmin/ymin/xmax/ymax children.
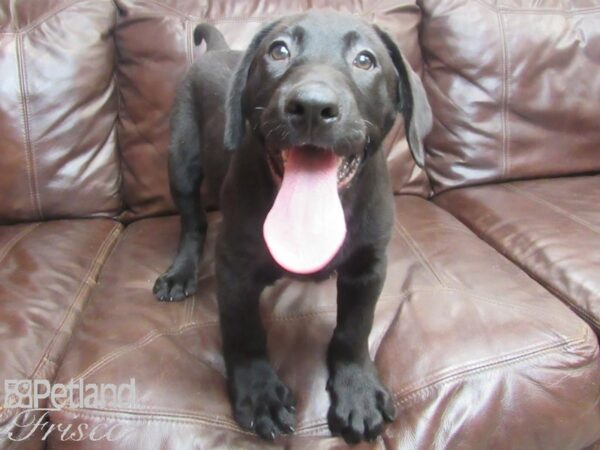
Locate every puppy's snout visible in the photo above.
<box><xmin>284</xmin><ymin>83</ymin><xmax>340</xmax><ymax>128</ymax></box>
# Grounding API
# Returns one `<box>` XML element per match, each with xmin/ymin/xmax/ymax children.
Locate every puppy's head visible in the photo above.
<box><xmin>224</xmin><ymin>10</ymin><xmax>432</xmax><ymax>185</ymax></box>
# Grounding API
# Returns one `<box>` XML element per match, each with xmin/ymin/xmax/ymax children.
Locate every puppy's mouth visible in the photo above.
<box><xmin>266</xmin><ymin>145</ymin><xmax>362</xmax><ymax>189</ymax></box>
<box><xmin>263</xmin><ymin>145</ymin><xmax>364</xmax><ymax>275</ymax></box>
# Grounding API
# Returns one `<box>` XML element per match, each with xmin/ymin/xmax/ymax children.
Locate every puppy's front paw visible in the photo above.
<box><xmin>153</xmin><ymin>267</ymin><xmax>197</xmax><ymax>302</ymax></box>
<box><xmin>229</xmin><ymin>359</ymin><xmax>296</xmax><ymax>440</ymax></box>
<box><xmin>327</xmin><ymin>363</ymin><xmax>396</xmax><ymax>444</ymax></box>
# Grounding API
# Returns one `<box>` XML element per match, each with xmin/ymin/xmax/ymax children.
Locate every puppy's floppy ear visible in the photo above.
<box><xmin>224</xmin><ymin>20</ymin><xmax>281</xmax><ymax>151</ymax></box>
<box><xmin>374</xmin><ymin>26</ymin><xmax>432</xmax><ymax>167</ymax></box>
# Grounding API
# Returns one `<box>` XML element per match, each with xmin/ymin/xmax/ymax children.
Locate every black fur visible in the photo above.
<box><xmin>374</xmin><ymin>26</ymin><xmax>432</xmax><ymax>167</ymax></box>
<box><xmin>194</xmin><ymin>23</ymin><xmax>229</xmax><ymax>50</ymax></box>
<box><xmin>224</xmin><ymin>20</ymin><xmax>282</xmax><ymax>151</ymax></box>
<box><xmin>154</xmin><ymin>11</ymin><xmax>432</xmax><ymax>444</ymax></box>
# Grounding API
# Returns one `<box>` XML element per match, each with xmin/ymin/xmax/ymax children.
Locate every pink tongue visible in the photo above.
<box><xmin>263</xmin><ymin>149</ymin><xmax>346</xmax><ymax>274</ymax></box>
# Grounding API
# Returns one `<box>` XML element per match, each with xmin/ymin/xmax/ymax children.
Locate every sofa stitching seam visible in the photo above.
<box><xmin>394</xmin><ymin>221</ymin><xmax>446</xmax><ymax>286</ymax></box>
<box><xmin>393</xmin><ymin>330</ymin><xmax>586</xmax><ymax>401</ymax></box>
<box><xmin>559</xmin><ymin>296</ymin><xmax>600</xmax><ymax>330</ymax></box>
<box><xmin>498</xmin><ymin>185</ymin><xmax>600</xmax><ymax>327</ymax></box>
<box><xmin>28</xmin><ymin>223</ymin><xmax>123</xmax><ymax>381</ymax></box>
<box><xmin>121</xmin><ymin>0</ymin><xmax>373</xmax><ymax>23</ymax></box>
<box><xmin>52</xmin><ymin>406</ymin><xmax>257</xmax><ymax>434</ymax></box>
<box><xmin>296</xmin><ymin>329</ymin><xmax>590</xmax><ymax>435</ymax></box>
<box><xmin>472</xmin><ymin>0</ymin><xmax>600</xmax><ymax>15</ymax></box>
<box><xmin>70</xmin><ymin>303</ymin><xmax>356</xmax><ymax>384</ymax></box>
<box><xmin>50</xmin><ymin>330</ymin><xmax>590</xmax><ymax>434</ymax></box>
<box><xmin>499</xmin><ymin>8</ymin><xmax>600</xmax><ymax>15</ymax></box>
<box><xmin>131</xmin><ymin>0</ymin><xmax>600</xmax><ymax>20</ymax></box>
<box><xmin>68</xmin><ymin>320</ymin><xmax>219</xmax><ymax>383</ymax></box>
<box><xmin>0</xmin><ymin>223</ymin><xmax>40</xmax><ymax>265</ymax></box>
<box><xmin>521</xmin><ymin>266</ymin><xmax>600</xmax><ymax>330</ymax></box>
<box><xmin>32</xmin><ymin>223</ymin><xmax>122</xmax><ymax>373</ymax></box>
<box><xmin>497</xmin><ymin>10</ymin><xmax>509</xmax><ymax>180</ymax></box>
<box><xmin>439</xmin><ymin>200</ymin><xmax>600</xmax><ymax>331</ymax></box>
<box><xmin>52</xmin><ymin>286</ymin><xmax>586</xmax><ymax>429</ymax></box>
<box><xmin>2</xmin><ymin>0</ymin><xmax>592</xmax><ymax>36</ymax></box>
<box><xmin>275</xmin><ymin>288</ymin><xmax>568</xmax><ymax>341</ymax></box>
<box><xmin>0</xmin><ymin>0</ymin><xmax>88</xmax><ymax>36</ymax></box>
<box><xmin>109</xmin><ymin>0</ymin><xmax>124</xmax><ymax>215</ymax></box>
<box><xmin>20</xmin><ymin>35</ymin><xmax>43</xmax><ymax>219</ymax></box>
<box><xmin>0</xmin><ymin>223</ymin><xmax>122</xmax><ymax>407</ymax></box>
<box><xmin>393</xmin><ymin>329</ymin><xmax>590</xmax><ymax>408</ymax></box>
<box><xmin>424</xmin><ymin>285</ymin><xmax>574</xmax><ymax>317</ymax></box>
<box><xmin>7</xmin><ymin>0</ymin><xmax>18</xmax><ymax>30</ymax></box>
<box><xmin>64</xmin><ymin>293</ymin><xmax>414</xmax><ymax>385</ymax></box>
<box><xmin>504</xmin><ymin>183</ymin><xmax>600</xmax><ymax>235</ymax></box>
<box><xmin>0</xmin><ymin>224</ymin><xmax>41</xmax><ymax>419</ymax></box>
<box><xmin>503</xmin><ymin>12</ymin><xmax>511</xmax><ymax>178</ymax></box>
<box><xmin>15</xmin><ymin>34</ymin><xmax>41</xmax><ymax>219</ymax></box>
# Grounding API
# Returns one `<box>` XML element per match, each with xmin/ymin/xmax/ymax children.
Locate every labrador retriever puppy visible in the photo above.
<box><xmin>154</xmin><ymin>10</ymin><xmax>432</xmax><ymax>444</ymax></box>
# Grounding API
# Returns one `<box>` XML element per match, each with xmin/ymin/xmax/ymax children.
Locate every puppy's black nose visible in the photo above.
<box><xmin>285</xmin><ymin>83</ymin><xmax>340</xmax><ymax>127</ymax></box>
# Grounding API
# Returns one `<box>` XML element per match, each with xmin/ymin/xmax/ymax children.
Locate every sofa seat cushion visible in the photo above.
<box><xmin>48</xmin><ymin>197</ymin><xmax>600</xmax><ymax>449</ymax></box>
<box><xmin>0</xmin><ymin>219</ymin><xmax>122</xmax><ymax>448</ymax></box>
<box><xmin>435</xmin><ymin>175</ymin><xmax>600</xmax><ymax>335</ymax></box>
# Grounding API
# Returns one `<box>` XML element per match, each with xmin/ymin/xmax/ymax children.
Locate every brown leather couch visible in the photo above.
<box><xmin>1</xmin><ymin>0</ymin><xmax>599</xmax><ymax>449</ymax></box>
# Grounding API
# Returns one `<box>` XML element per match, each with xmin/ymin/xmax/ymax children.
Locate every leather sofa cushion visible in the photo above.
<box><xmin>0</xmin><ymin>0</ymin><xmax>122</xmax><ymax>223</ymax></box>
<box><xmin>435</xmin><ymin>175</ymin><xmax>600</xmax><ymax>336</ymax></box>
<box><xmin>419</xmin><ymin>0</ymin><xmax>600</xmax><ymax>193</ymax></box>
<box><xmin>0</xmin><ymin>219</ymin><xmax>121</xmax><ymax>446</ymax></box>
<box><xmin>48</xmin><ymin>197</ymin><xmax>600</xmax><ymax>449</ymax></box>
<box><xmin>114</xmin><ymin>0</ymin><xmax>430</xmax><ymax>221</ymax></box>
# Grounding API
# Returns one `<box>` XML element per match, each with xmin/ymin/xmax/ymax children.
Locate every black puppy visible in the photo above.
<box><xmin>154</xmin><ymin>11</ymin><xmax>432</xmax><ymax>444</ymax></box>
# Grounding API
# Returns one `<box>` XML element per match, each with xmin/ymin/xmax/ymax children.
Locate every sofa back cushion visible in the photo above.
<box><xmin>114</xmin><ymin>0</ymin><xmax>430</xmax><ymax>220</ymax></box>
<box><xmin>0</xmin><ymin>0</ymin><xmax>122</xmax><ymax>223</ymax></box>
<box><xmin>420</xmin><ymin>0</ymin><xmax>600</xmax><ymax>193</ymax></box>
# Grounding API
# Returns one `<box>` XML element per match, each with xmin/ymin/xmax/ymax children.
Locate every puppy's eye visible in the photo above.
<box><xmin>269</xmin><ymin>42</ymin><xmax>290</xmax><ymax>61</ymax></box>
<box><xmin>353</xmin><ymin>51</ymin><xmax>376</xmax><ymax>70</ymax></box>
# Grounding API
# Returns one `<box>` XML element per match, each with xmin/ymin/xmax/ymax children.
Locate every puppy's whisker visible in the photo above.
<box><xmin>265</xmin><ymin>123</ymin><xmax>286</xmax><ymax>139</ymax></box>
<box><xmin>363</xmin><ymin>119</ymin><xmax>375</xmax><ymax>128</ymax></box>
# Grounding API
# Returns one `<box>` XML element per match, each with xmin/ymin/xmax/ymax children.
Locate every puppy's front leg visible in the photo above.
<box><xmin>154</xmin><ymin>82</ymin><xmax>206</xmax><ymax>302</ymax></box>
<box><xmin>327</xmin><ymin>250</ymin><xmax>396</xmax><ymax>444</ymax></box>
<box><xmin>217</xmin><ymin>253</ymin><xmax>296</xmax><ymax>440</ymax></box>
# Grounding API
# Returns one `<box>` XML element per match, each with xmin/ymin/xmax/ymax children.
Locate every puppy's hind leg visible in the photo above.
<box><xmin>154</xmin><ymin>81</ymin><xmax>207</xmax><ymax>302</ymax></box>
